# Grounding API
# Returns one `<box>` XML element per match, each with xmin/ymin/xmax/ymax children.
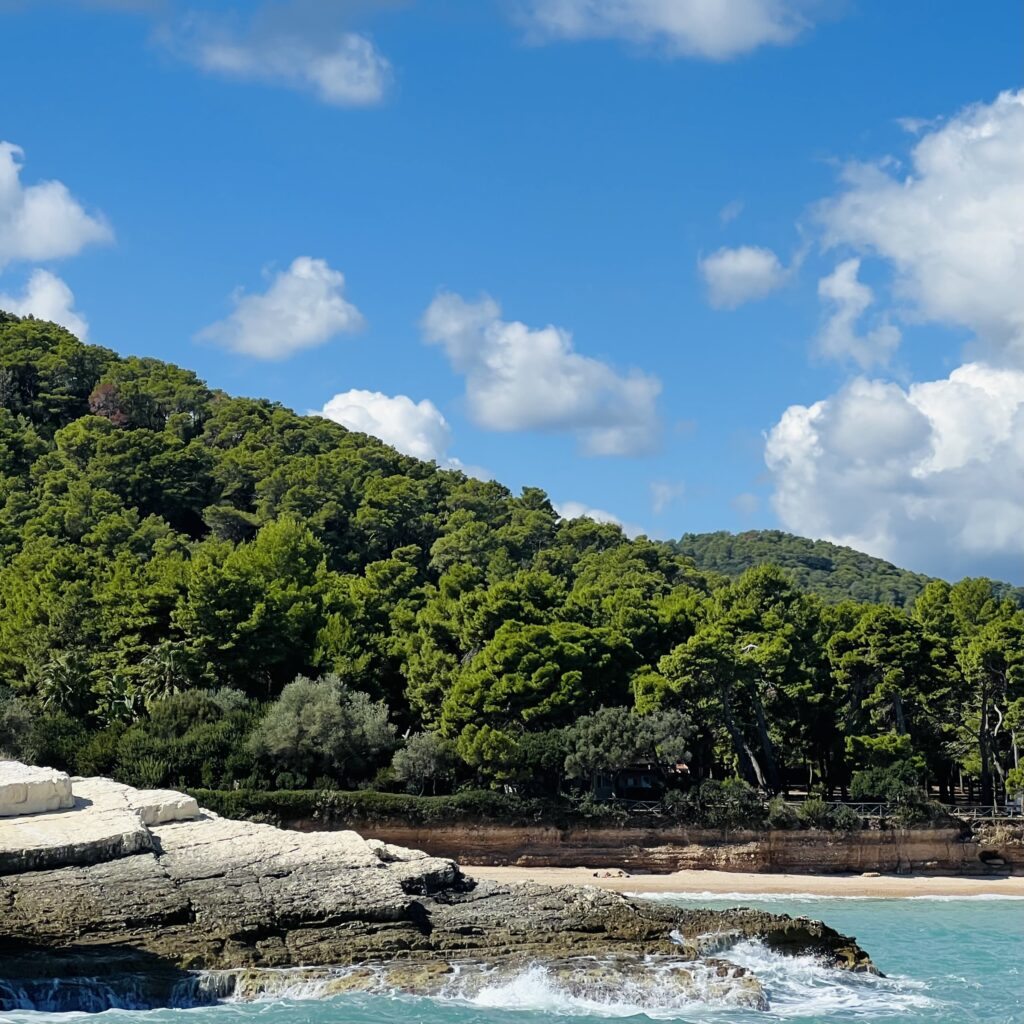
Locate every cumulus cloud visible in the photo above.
<box><xmin>817</xmin><ymin>89</ymin><xmax>1024</xmax><ymax>365</ymax></box>
<box><xmin>815</xmin><ymin>258</ymin><xmax>901</xmax><ymax>368</ymax></box>
<box><xmin>555</xmin><ymin>500</ymin><xmax>643</xmax><ymax>538</ymax></box>
<box><xmin>519</xmin><ymin>0</ymin><xmax>815</xmax><ymax>60</ymax></box>
<box><xmin>421</xmin><ymin>292</ymin><xmax>661</xmax><ymax>456</ymax></box>
<box><xmin>758</xmin><ymin>91</ymin><xmax>1024</xmax><ymax>578</ymax></box>
<box><xmin>167</xmin><ymin>7</ymin><xmax>391</xmax><ymax>106</ymax></box>
<box><xmin>198</xmin><ymin>257</ymin><xmax>365</xmax><ymax>360</ymax></box>
<box><xmin>0</xmin><ymin>269</ymin><xmax>89</xmax><ymax>339</ymax></box>
<box><xmin>764</xmin><ymin>363</ymin><xmax>1024</xmax><ymax>579</ymax></box>
<box><xmin>319</xmin><ymin>389</ymin><xmax>453</xmax><ymax>463</ymax></box>
<box><xmin>0</xmin><ymin>142</ymin><xmax>112</xmax><ymax>268</ymax></box>
<box><xmin>699</xmin><ymin>245</ymin><xmax>789</xmax><ymax>309</ymax></box>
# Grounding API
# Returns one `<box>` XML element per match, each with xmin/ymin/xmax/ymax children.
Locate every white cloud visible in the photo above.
<box><xmin>699</xmin><ymin>245</ymin><xmax>789</xmax><ymax>309</ymax></box>
<box><xmin>0</xmin><ymin>142</ymin><xmax>112</xmax><ymax>268</ymax></box>
<box><xmin>650</xmin><ymin>480</ymin><xmax>684</xmax><ymax>515</ymax></box>
<box><xmin>198</xmin><ymin>257</ymin><xmax>365</xmax><ymax>360</ymax></box>
<box><xmin>520</xmin><ymin>0</ymin><xmax>814</xmax><ymax>60</ymax></box>
<box><xmin>421</xmin><ymin>292</ymin><xmax>661</xmax><ymax>456</ymax></box>
<box><xmin>0</xmin><ymin>269</ymin><xmax>89</xmax><ymax>339</ymax></box>
<box><xmin>817</xmin><ymin>89</ymin><xmax>1024</xmax><ymax>365</ymax></box>
<box><xmin>319</xmin><ymin>389</ymin><xmax>453</xmax><ymax>463</ymax></box>
<box><xmin>555</xmin><ymin>500</ymin><xmax>643</xmax><ymax>538</ymax></box>
<box><xmin>764</xmin><ymin>363</ymin><xmax>1024</xmax><ymax>579</ymax></box>
<box><xmin>815</xmin><ymin>258</ymin><xmax>901</xmax><ymax>368</ymax></box>
<box><xmin>758</xmin><ymin>91</ymin><xmax>1024</xmax><ymax>578</ymax></box>
<box><xmin>169</xmin><ymin>11</ymin><xmax>390</xmax><ymax>106</ymax></box>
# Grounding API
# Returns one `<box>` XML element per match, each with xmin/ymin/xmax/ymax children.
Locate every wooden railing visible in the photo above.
<box><xmin>599</xmin><ymin>797</ymin><xmax>1023</xmax><ymax>821</ymax></box>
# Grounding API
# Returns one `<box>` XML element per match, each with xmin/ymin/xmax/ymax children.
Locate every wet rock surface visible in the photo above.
<box><xmin>0</xmin><ymin>770</ymin><xmax>878</xmax><ymax>1012</ymax></box>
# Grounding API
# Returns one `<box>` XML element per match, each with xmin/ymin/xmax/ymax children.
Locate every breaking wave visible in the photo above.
<box><xmin>0</xmin><ymin>948</ymin><xmax>936</xmax><ymax>1020</ymax></box>
<box><xmin>724</xmin><ymin>940</ymin><xmax>935</xmax><ymax>1018</ymax></box>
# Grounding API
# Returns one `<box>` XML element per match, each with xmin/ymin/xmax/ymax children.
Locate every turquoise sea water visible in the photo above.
<box><xmin>2</xmin><ymin>895</ymin><xmax>1020</xmax><ymax>1024</ymax></box>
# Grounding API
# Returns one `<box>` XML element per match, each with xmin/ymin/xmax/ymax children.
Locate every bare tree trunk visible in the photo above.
<box><xmin>721</xmin><ymin>688</ymin><xmax>766</xmax><ymax>790</ymax></box>
<box><xmin>750</xmin><ymin>690</ymin><xmax>783</xmax><ymax>795</ymax></box>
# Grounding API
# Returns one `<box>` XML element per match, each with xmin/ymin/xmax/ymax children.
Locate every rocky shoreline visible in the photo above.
<box><xmin>0</xmin><ymin>763</ymin><xmax>877</xmax><ymax>1013</ymax></box>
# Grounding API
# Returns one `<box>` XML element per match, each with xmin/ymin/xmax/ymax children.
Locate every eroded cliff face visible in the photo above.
<box><xmin>0</xmin><ymin>767</ymin><xmax>879</xmax><ymax>1013</ymax></box>
<box><xmin>332</xmin><ymin>822</ymin><xmax>1024</xmax><ymax>875</ymax></box>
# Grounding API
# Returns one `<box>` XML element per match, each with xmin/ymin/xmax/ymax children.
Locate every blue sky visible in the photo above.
<box><xmin>1</xmin><ymin>0</ymin><xmax>1022</xmax><ymax>582</ymax></box>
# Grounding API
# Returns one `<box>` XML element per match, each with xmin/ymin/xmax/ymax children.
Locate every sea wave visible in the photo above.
<box><xmin>452</xmin><ymin>959</ymin><xmax>762</xmax><ymax>1018</ymax></box>
<box><xmin>723</xmin><ymin>940</ymin><xmax>935</xmax><ymax>1018</ymax></box>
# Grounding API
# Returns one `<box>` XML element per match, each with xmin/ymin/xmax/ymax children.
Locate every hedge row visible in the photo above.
<box><xmin>189</xmin><ymin>787</ymin><xmax>569</xmax><ymax>827</ymax></box>
<box><xmin>188</xmin><ymin>787</ymin><xmax>960</xmax><ymax>831</ymax></box>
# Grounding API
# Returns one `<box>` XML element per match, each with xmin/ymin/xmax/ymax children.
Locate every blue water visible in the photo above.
<box><xmin>2</xmin><ymin>896</ymin><xmax>1020</xmax><ymax>1024</ymax></box>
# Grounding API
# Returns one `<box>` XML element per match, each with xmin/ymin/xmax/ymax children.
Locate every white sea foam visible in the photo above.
<box><xmin>632</xmin><ymin>889</ymin><xmax>1024</xmax><ymax>902</ymax></box>
<box><xmin>455</xmin><ymin>961</ymin><xmax>759</xmax><ymax>1018</ymax></box>
<box><xmin>723</xmin><ymin>940</ymin><xmax>936</xmax><ymax>1018</ymax></box>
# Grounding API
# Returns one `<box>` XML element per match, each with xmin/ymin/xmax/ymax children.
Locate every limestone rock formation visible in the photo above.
<box><xmin>0</xmin><ymin>762</ymin><xmax>73</xmax><ymax>817</ymax></box>
<box><xmin>0</xmin><ymin>765</ymin><xmax>878</xmax><ymax>1013</ymax></box>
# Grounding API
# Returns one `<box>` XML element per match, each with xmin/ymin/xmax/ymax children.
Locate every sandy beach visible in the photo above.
<box><xmin>466</xmin><ymin>865</ymin><xmax>1024</xmax><ymax>898</ymax></box>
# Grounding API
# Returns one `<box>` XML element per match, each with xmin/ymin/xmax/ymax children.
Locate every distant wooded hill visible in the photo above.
<box><xmin>675</xmin><ymin>530</ymin><xmax>1023</xmax><ymax>609</ymax></box>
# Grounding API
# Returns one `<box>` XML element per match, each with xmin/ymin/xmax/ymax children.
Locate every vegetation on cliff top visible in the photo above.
<box><xmin>0</xmin><ymin>313</ymin><xmax>1022</xmax><ymax>811</ymax></box>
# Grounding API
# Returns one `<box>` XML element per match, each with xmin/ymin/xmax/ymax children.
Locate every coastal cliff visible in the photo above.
<box><xmin>334</xmin><ymin>820</ymin><xmax>1023</xmax><ymax>875</ymax></box>
<box><xmin>0</xmin><ymin>763</ymin><xmax>877</xmax><ymax>1013</ymax></box>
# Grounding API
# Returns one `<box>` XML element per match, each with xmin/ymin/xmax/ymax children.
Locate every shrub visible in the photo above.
<box><xmin>829</xmin><ymin>803</ymin><xmax>864</xmax><ymax>832</ymax></box>
<box><xmin>686</xmin><ymin>778</ymin><xmax>767</xmax><ymax>829</ymax></box>
<box><xmin>391</xmin><ymin>732</ymin><xmax>458</xmax><ymax>795</ymax></box>
<box><xmin>849</xmin><ymin>761</ymin><xmax>922</xmax><ymax>803</ymax></box>
<box><xmin>248</xmin><ymin>674</ymin><xmax>396</xmax><ymax>788</ymax></box>
<box><xmin>796</xmin><ymin>796</ymin><xmax>834</xmax><ymax>829</ymax></box>
<box><xmin>574</xmin><ymin>792</ymin><xmax>629</xmax><ymax>821</ymax></box>
<box><xmin>75</xmin><ymin>724</ymin><xmax>126</xmax><ymax>777</ymax></box>
<box><xmin>0</xmin><ymin>692</ymin><xmax>35</xmax><ymax>761</ymax></box>
<box><xmin>187</xmin><ymin>788</ymin><xmax>565</xmax><ymax>828</ymax></box>
<box><xmin>767</xmin><ymin>796</ymin><xmax>799</xmax><ymax>829</ymax></box>
<box><xmin>28</xmin><ymin>710</ymin><xmax>89</xmax><ymax>773</ymax></box>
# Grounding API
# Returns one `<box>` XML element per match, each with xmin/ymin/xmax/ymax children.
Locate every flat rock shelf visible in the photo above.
<box><xmin>0</xmin><ymin>763</ymin><xmax>878</xmax><ymax>1014</ymax></box>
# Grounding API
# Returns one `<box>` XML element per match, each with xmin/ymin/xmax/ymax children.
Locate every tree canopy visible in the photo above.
<box><xmin>1</xmin><ymin>312</ymin><xmax>1022</xmax><ymax>807</ymax></box>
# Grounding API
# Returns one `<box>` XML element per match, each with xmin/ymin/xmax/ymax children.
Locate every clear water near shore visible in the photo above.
<box><xmin>1</xmin><ymin>895</ymin><xmax>1019</xmax><ymax>1024</ymax></box>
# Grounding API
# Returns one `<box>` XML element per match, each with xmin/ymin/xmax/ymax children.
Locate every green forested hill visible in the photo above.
<box><xmin>1</xmin><ymin>312</ymin><xmax>1022</xmax><ymax>810</ymax></box>
<box><xmin>676</xmin><ymin>531</ymin><xmax>1024</xmax><ymax>609</ymax></box>
<box><xmin>676</xmin><ymin>531</ymin><xmax>932</xmax><ymax>607</ymax></box>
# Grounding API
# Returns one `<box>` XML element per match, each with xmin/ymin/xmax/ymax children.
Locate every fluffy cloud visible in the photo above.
<box><xmin>765</xmin><ymin>363</ymin><xmax>1024</xmax><ymax>579</ymax></box>
<box><xmin>815</xmin><ymin>258</ymin><xmax>901</xmax><ymax>368</ymax></box>
<box><xmin>198</xmin><ymin>257</ymin><xmax>365</xmax><ymax>360</ymax></box>
<box><xmin>817</xmin><ymin>89</ymin><xmax>1024</xmax><ymax>364</ymax></box>
<box><xmin>319</xmin><ymin>389</ymin><xmax>453</xmax><ymax>463</ymax></box>
<box><xmin>520</xmin><ymin>0</ymin><xmax>814</xmax><ymax>59</ymax></box>
<box><xmin>421</xmin><ymin>292</ymin><xmax>661</xmax><ymax>456</ymax></box>
<box><xmin>699</xmin><ymin>245</ymin><xmax>789</xmax><ymax>309</ymax></box>
<box><xmin>0</xmin><ymin>269</ymin><xmax>89</xmax><ymax>339</ymax></box>
<box><xmin>0</xmin><ymin>142</ymin><xmax>112</xmax><ymax>268</ymax></box>
<box><xmin>169</xmin><ymin>9</ymin><xmax>391</xmax><ymax>106</ymax></box>
<box><xmin>555</xmin><ymin>500</ymin><xmax>643</xmax><ymax>538</ymax></box>
<box><xmin>760</xmin><ymin>91</ymin><xmax>1024</xmax><ymax>578</ymax></box>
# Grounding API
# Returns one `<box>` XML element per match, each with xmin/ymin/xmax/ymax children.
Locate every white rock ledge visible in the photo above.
<box><xmin>0</xmin><ymin>761</ymin><xmax>73</xmax><ymax>817</ymax></box>
<box><xmin>0</xmin><ymin>765</ymin><xmax>203</xmax><ymax>874</ymax></box>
